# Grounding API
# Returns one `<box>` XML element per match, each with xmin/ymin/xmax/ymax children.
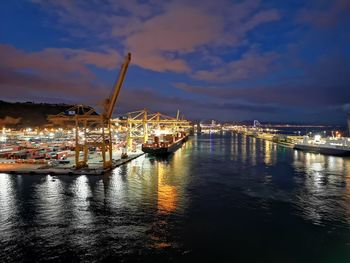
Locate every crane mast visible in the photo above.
<box><xmin>48</xmin><ymin>52</ymin><xmax>132</xmax><ymax>170</ymax></box>
<box><xmin>104</xmin><ymin>52</ymin><xmax>131</xmax><ymax>120</ymax></box>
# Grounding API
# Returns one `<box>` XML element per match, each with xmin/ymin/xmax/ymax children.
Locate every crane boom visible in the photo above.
<box><xmin>104</xmin><ymin>52</ymin><xmax>131</xmax><ymax>119</ymax></box>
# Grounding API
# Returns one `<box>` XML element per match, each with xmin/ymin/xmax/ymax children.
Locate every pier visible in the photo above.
<box><xmin>0</xmin><ymin>153</ymin><xmax>144</xmax><ymax>175</ymax></box>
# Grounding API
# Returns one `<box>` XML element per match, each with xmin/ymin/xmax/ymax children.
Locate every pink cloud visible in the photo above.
<box><xmin>123</xmin><ymin>1</ymin><xmax>280</xmax><ymax>73</ymax></box>
<box><xmin>32</xmin><ymin>0</ymin><xmax>281</xmax><ymax>73</ymax></box>
<box><xmin>1</xmin><ymin>44</ymin><xmax>89</xmax><ymax>77</ymax></box>
<box><xmin>124</xmin><ymin>5</ymin><xmax>223</xmax><ymax>72</ymax></box>
<box><xmin>56</xmin><ymin>48</ymin><xmax>121</xmax><ymax>70</ymax></box>
<box><xmin>126</xmin><ymin>6</ymin><xmax>223</xmax><ymax>53</ymax></box>
<box><xmin>0</xmin><ymin>66</ymin><xmax>106</xmax><ymax>103</ymax></box>
<box><xmin>0</xmin><ymin>44</ymin><xmax>121</xmax><ymax>77</ymax></box>
<box><xmin>0</xmin><ymin>44</ymin><xmax>121</xmax><ymax>104</ymax></box>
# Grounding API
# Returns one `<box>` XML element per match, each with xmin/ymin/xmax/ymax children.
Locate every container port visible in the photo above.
<box><xmin>2</xmin><ymin>2</ymin><xmax>350</xmax><ymax>262</ymax></box>
<box><xmin>0</xmin><ymin>54</ymin><xmax>192</xmax><ymax>175</ymax></box>
<box><xmin>1</xmin><ymin>116</ymin><xmax>348</xmax><ymax>176</ymax></box>
<box><xmin>0</xmin><ymin>110</ymin><xmax>192</xmax><ymax>175</ymax></box>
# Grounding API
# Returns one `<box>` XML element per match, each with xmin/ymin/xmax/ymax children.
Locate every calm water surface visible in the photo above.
<box><xmin>1</xmin><ymin>133</ymin><xmax>350</xmax><ymax>262</ymax></box>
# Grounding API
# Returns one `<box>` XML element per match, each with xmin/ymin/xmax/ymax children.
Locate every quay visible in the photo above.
<box><xmin>196</xmin><ymin>121</ymin><xmax>303</xmax><ymax>147</ymax></box>
<box><xmin>220</xmin><ymin>123</ymin><xmax>350</xmax><ymax>157</ymax></box>
<box><xmin>0</xmin><ymin>153</ymin><xmax>144</xmax><ymax>175</ymax></box>
<box><xmin>197</xmin><ymin>126</ymin><xmax>299</xmax><ymax>148</ymax></box>
<box><xmin>243</xmin><ymin>131</ymin><xmax>298</xmax><ymax>148</ymax></box>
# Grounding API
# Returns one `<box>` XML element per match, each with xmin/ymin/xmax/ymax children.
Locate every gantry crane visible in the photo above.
<box><xmin>48</xmin><ymin>53</ymin><xmax>131</xmax><ymax>169</ymax></box>
<box><xmin>113</xmin><ymin>109</ymin><xmax>191</xmax><ymax>150</ymax></box>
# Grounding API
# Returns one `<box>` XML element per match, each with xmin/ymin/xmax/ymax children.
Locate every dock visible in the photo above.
<box><xmin>0</xmin><ymin>153</ymin><xmax>144</xmax><ymax>175</ymax></box>
<box><xmin>230</xmin><ymin>129</ymin><xmax>299</xmax><ymax>148</ymax></box>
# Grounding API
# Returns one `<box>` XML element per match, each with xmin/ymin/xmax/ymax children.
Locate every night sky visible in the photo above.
<box><xmin>1</xmin><ymin>0</ymin><xmax>349</xmax><ymax>124</ymax></box>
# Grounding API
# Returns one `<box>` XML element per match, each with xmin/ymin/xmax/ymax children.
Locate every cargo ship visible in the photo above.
<box><xmin>294</xmin><ymin>135</ymin><xmax>350</xmax><ymax>156</ymax></box>
<box><xmin>142</xmin><ymin>131</ymin><xmax>188</xmax><ymax>155</ymax></box>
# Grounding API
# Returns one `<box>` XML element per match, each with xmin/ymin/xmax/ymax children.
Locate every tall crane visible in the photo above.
<box><xmin>103</xmin><ymin>53</ymin><xmax>131</xmax><ymax>119</ymax></box>
<box><xmin>48</xmin><ymin>53</ymin><xmax>131</xmax><ymax>169</ymax></box>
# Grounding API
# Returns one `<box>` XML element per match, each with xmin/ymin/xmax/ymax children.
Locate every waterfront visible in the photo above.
<box><xmin>1</xmin><ymin>133</ymin><xmax>350</xmax><ymax>262</ymax></box>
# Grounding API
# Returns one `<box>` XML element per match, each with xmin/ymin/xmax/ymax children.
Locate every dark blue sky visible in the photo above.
<box><xmin>1</xmin><ymin>0</ymin><xmax>349</xmax><ymax>124</ymax></box>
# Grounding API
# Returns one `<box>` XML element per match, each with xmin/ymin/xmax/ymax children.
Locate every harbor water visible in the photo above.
<box><xmin>1</xmin><ymin>133</ymin><xmax>350</xmax><ymax>262</ymax></box>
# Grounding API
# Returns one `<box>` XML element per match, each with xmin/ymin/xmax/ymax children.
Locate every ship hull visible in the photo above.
<box><xmin>142</xmin><ymin>135</ymin><xmax>188</xmax><ymax>155</ymax></box>
<box><xmin>294</xmin><ymin>144</ymin><xmax>350</xmax><ymax>156</ymax></box>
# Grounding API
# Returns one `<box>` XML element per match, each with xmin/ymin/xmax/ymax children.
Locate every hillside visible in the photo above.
<box><xmin>0</xmin><ymin>101</ymin><xmax>75</xmax><ymax>128</ymax></box>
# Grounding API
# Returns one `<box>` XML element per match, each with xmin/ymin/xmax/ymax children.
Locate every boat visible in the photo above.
<box><xmin>142</xmin><ymin>131</ymin><xmax>188</xmax><ymax>155</ymax></box>
<box><xmin>293</xmin><ymin>135</ymin><xmax>350</xmax><ymax>156</ymax></box>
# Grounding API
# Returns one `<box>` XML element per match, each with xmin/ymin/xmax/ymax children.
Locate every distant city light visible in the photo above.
<box><xmin>314</xmin><ymin>134</ymin><xmax>321</xmax><ymax>142</ymax></box>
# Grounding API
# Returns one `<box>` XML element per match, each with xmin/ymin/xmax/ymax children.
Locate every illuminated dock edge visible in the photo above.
<box><xmin>0</xmin><ymin>153</ymin><xmax>144</xmax><ymax>175</ymax></box>
<box><xmin>232</xmin><ymin>128</ymin><xmax>350</xmax><ymax>157</ymax></box>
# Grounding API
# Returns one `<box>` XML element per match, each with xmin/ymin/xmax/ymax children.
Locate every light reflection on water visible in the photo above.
<box><xmin>0</xmin><ymin>133</ymin><xmax>350</xmax><ymax>261</ymax></box>
<box><xmin>293</xmin><ymin>150</ymin><xmax>350</xmax><ymax>225</ymax></box>
<box><xmin>0</xmin><ymin>173</ymin><xmax>16</xmax><ymax>236</ymax></box>
<box><xmin>35</xmin><ymin>175</ymin><xmax>64</xmax><ymax>225</ymax></box>
<box><xmin>71</xmin><ymin>175</ymin><xmax>93</xmax><ymax>226</ymax></box>
<box><xmin>264</xmin><ymin>139</ymin><xmax>277</xmax><ymax>166</ymax></box>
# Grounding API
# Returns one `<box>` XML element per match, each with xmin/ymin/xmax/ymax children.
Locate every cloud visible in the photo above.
<box><xmin>107</xmin><ymin>0</ymin><xmax>161</xmax><ymax>19</ymax></box>
<box><xmin>59</xmin><ymin>48</ymin><xmax>121</xmax><ymax>70</ymax></box>
<box><xmin>213</xmin><ymin>102</ymin><xmax>279</xmax><ymax>113</ymax></box>
<box><xmin>32</xmin><ymin>0</ymin><xmax>281</xmax><ymax>73</ymax></box>
<box><xmin>124</xmin><ymin>5</ymin><xmax>222</xmax><ymax>72</ymax></box>
<box><xmin>341</xmin><ymin>104</ymin><xmax>350</xmax><ymax>112</ymax></box>
<box><xmin>0</xmin><ymin>44</ymin><xmax>121</xmax><ymax>104</ymax></box>
<box><xmin>240</xmin><ymin>9</ymin><xmax>280</xmax><ymax>32</ymax></box>
<box><xmin>0</xmin><ymin>44</ymin><xmax>121</xmax><ymax>76</ymax></box>
<box><xmin>122</xmin><ymin>0</ymin><xmax>280</xmax><ymax>72</ymax></box>
<box><xmin>1</xmin><ymin>44</ymin><xmax>89</xmax><ymax>77</ymax></box>
<box><xmin>4</xmin><ymin>0</ymin><xmax>345</xmax><ymax>124</ymax></box>
<box><xmin>193</xmin><ymin>49</ymin><xmax>279</xmax><ymax>82</ymax></box>
<box><xmin>115</xmin><ymin>88</ymin><xmax>279</xmax><ymax>120</ymax></box>
<box><xmin>298</xmin><ymin>0</ymin><xmax>350</xmax><ymax>28</ymax></box>
<box><xmin>175</xmin><ymin>81</ymin><xmax>350</xmax><ymax>108</ymax></box>
<box><xmin>175</xmin><ymin>47</ymin><xmax>350</xmax><ymax>109</ymax></box>
<box><xmin>0</xmin><ymin>67</ymin><xmax>99</xmax><ymax>97</ymax></box>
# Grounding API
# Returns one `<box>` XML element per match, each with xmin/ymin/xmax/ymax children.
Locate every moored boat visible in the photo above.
<box><xmin>142</xmin><ymin>132</ymin><xmax>188</xmax><ymax>155</ymax></box>
<box><xmin>293</xmin><ymin>135</ymin><xmax>350</xmax><ymax>156</ymax></box>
